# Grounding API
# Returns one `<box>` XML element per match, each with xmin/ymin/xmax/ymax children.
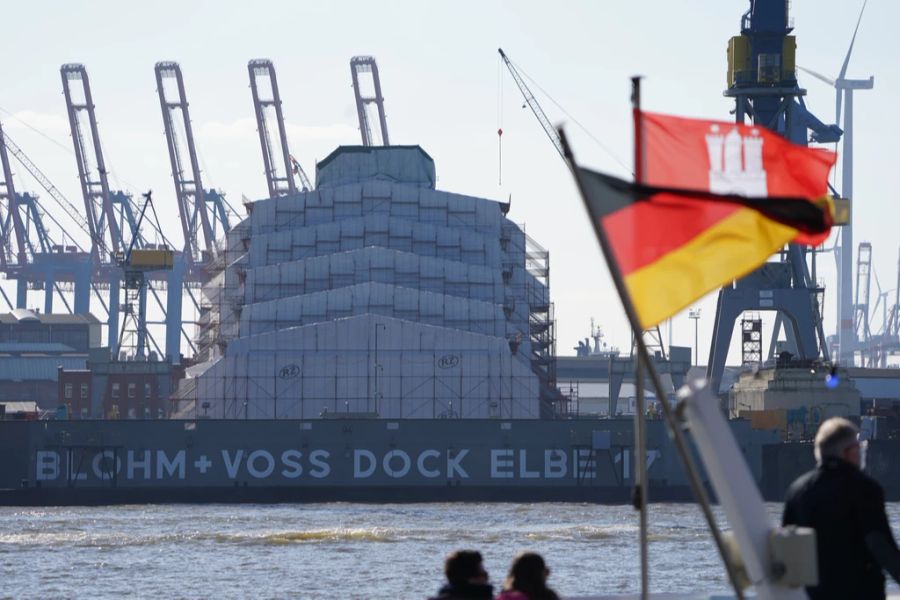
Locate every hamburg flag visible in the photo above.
<box><xmin>567</xmin><ymin>114</ymin><xmax>835</xmax><ymax>329</ymax></box>
<box><xmin>639</xmin><ymin>111</ymin><xmax>836</xmax><ymax>246</ymax></box>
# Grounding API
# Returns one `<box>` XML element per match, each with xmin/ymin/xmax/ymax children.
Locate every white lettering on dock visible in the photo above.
<box><xmin>92</xmin><ymin>450</ymin><xmax>121</xmax><ymax>480</ymax></box>
<box><xmin>128</xmin><ymin>450</ymin><xmax>152</xmax><ymax>480</ymax></box>
<box><xmin>354</xmin><ymin>450</ymin><xmax>376</xmax><ymax>478</ymax></box>
<box><xmin>447</xmin><ymin>449</ymin><xmax>469</xmax><ymax>479</ymax></box>
<box><xmin>544</xmin><ymin>449</ymin><xmax>567</xmax><ymax>478</ymax></box>
<box><xmin>156</xmin><ymin>450</ymin><xmax>185</xmax><ymax>480</ymax></box>
<box><xmin>573</xmin><ymin>448</ymin><xmax>596</xmax><ymax>479</ymax></box>
<box><xmin>36</xmin><ymin>451</ymin><xmax>59</xmax><ymax>481</ymax></box>
<box><xmin>222</xmin><ymin>450</ymin><xmax>244</xmax><ymax>479</ymax></box>
<box><xmin>490</xmin><ymin>449</ymin><xmax>514</xmax><ymax>478</ymax></box>
<box><xmin>518</xmin><ymin>449</ymin><xmax>540</xmax><ymax>479</ymax></box>
<box><xmin>383</xmin><ymin>450</ymin><xmax>411</xmax><ymax>478</ymax></box>
<box><xmin>246</xmin><ymin>450</ymin><xmax>275</xmax><ymax>479</ymax></box>
<box><xmin>417</xmin><ymin>450</ymin><xmax>441</xmax><ymax>478</ymax></box>
<box><xmin>308</xmin><ymin>450</ymin><xmax>331</xmax><ymax>478</ymax></box>
<box><xmin>280</xmin><ymin>450</ymin><xmax>303</xmax><ymax>479</ymax></box>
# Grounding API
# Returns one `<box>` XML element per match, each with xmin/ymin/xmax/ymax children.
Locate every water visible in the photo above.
<box><xmin>1</xmin><ymin>503</ymin><xmax>898</xmax><ymax>599</ymax></box>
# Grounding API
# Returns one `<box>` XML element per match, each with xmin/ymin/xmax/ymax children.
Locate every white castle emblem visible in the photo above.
<box><xmin>705</xmin><ymin>124</ymin><xmax>767</xmax><ymax>196</ymax></box>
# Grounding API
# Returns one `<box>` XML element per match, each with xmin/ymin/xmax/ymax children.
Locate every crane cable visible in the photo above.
<box><xmin>500</xmin><ymin>55</ymin><xmax>632</xmax><ymax>175</ymax></box>
<box><xmin>497</xmin><ymin>53</ymin><xmax>504</xmax><ymax>186</ymax></box>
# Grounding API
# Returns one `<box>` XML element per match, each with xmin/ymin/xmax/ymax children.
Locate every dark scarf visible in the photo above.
<box><xmin>434</xmin><ymin>582</ymin><xmax>494</xmax><ymax>599</ymax></box>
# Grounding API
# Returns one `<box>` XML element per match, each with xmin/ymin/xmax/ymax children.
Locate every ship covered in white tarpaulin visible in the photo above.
<box><xmin>178</xmin><ymin>145</ymin><xmax>555</xmax><ymax>420</ymax></box>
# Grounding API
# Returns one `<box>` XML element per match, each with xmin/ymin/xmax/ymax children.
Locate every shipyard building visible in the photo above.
<box><xmin>178</xmin><ymin>146</ymin><xmax>556</xmax><ymax>419</ymax></box>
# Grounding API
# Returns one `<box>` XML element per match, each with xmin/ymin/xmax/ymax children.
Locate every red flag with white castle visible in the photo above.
<box><xmin>638</xmin><ymin>111</ymin><xmax>836</xmax><ymax>246</ymax></box>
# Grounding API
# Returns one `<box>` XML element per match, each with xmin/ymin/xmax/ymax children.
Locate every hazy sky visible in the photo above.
<box><xmin>1</xmin><ymin>0</ymin><xmax>897</xmax><ymax>363</ymax></box>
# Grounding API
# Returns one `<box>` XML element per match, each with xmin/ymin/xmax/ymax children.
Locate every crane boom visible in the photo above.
<box><xmin>1</xmin><ymin>127</ymin><xmax>90</xmax><ymax>243</ymax></box>
<box><xmin>498</xmin><ymin>48</ymin><xmax>566</xmax><ymax>163</ymax></box>
<box><xmin>0</xmin><ymin>119</ymin><xmax>28</xmax><ymax>265</ymax></box>
<box><xmin>350</xmin><ymin>56</ymin><xmax>390</xmax><ymax>146</ymax></box>
<box><xmin>155</xmin><ymin>61</ymin><xmax>230</xmax><ymax>261</ymax></box>
<box><xmin>248</xmin><ymin>59</ymin><xmax>297</xmax><ymax>197</ymax></box>
<box><xmin>61</xmin><ymin>63</ymin><xmax>124</xmax><ymax>258</ymax></box>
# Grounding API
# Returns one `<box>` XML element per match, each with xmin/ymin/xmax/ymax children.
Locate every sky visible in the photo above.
<box><xmin>1</xmin><ymin>0</ymin><xmax>898</xmax><ymax>364</ymax></box>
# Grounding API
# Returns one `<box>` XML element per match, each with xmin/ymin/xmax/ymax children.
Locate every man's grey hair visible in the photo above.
<box><xmin>814</xmin><ymin>417</ymin><xmax>859</xmax><ymax>463</ymax></box>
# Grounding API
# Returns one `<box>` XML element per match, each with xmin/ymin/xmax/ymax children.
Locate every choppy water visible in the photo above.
<box><xmin>1</xmin><ymin>502</ymin><xmax>898</xmax><ymax>599</ymax></box>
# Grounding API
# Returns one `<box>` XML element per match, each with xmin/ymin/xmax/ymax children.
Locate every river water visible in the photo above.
<box><xmin>1</xmin><ymin>502</ymin><xmax>898</xmax><ymax>599</ymax></box>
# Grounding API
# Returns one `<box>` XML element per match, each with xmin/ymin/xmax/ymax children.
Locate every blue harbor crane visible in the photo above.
<box><xmin>59</xmin><ymin>63</ymin><xmax>193</xmax><ymax>362</ymax></box>
<box><xmin>114</xmin><ymin>191</ymin><xmax>174</xmax><ymax>361</ymax></box>
<box><xmin>0</xmin><ymin>116</ymin><xmax>92</xmax><ymax>314</ymax></box>
<box><xmin>155</xmin><ymin>61</ymin><xmax>236</xmax><ymax>362</ymax></box>
<box><xmin>62</xmin><ymin>63</ymin><xmax>141</xmax><ymax>349</ymax></box>
<box><xmin>707</xmin><ymin>0</ymin><xmax>847</xmax><ymax>393</ymax></box>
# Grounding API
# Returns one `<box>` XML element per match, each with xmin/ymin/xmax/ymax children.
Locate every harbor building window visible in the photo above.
<box><xmin>64</xmin><ymin>384</ymin><xmax>73</xmax><ymax>399</ymax></box>
<box><xmin>80</xmin><ymin>384</ymin><xmax>88</xmax><ymax>399</ymax></box>
<box><xmin>128</xmin><ymin>383</ymin><xmax>136</xmax><ymax>398</ymax></box>
<box><xmin>144</xmin><ymin>383</ymin><xmax>152</xmax><ymax>399</ymax></box>
<box><xmin>112</xmin><ymin>383</ymin><xmax>120</xmax><ymax>399</ymax></box>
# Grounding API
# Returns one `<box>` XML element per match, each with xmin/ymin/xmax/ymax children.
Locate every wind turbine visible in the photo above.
<box><xmin>798</xmin><ymin>0</ymin><xmax>874</xmax><ymax>366</ymax></box>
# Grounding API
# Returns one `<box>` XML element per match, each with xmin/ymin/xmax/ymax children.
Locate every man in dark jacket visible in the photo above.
<box><xmin>428</xmin><ymin>550</ymin><xmax>493</xmax><ymax>600</ymax></box>
<box><xmin>783</xmin><ymin>417</ymin><xmax>900</xmax><ymax>599</ymax></box>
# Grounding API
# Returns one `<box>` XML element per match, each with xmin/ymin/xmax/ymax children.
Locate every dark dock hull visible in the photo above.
<box><xmin>0</xmin><ymin>418</ymin><xmax>895</xmax><ymax>506</ymax></box>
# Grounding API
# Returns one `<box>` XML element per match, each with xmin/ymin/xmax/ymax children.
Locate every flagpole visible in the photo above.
<box><xmin>630</xmin><ymin>76</ymin><xmax>650</xmax><ymax>600</ymax></box>
<box><xmin>558</xmin><ymin>124</ymin><xmax>746</xmax><ymax>600</ymax></box>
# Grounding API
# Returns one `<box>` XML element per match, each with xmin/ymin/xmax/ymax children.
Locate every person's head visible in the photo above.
<box><xmin>814</xmin><ymin>417</ymin><xmax>861</xmax><ymax>468</ymax></box>
<box><xmin>505</xmin><ymin>552</ymin><xmax>552</xmax><ymax>597</ymax></box>
<box><xmin>444</xmin><ymin>550</ymin><xmax>488</xmax><ymax>586</ymax></box>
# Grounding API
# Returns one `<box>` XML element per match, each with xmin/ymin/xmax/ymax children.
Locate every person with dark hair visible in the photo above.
<box><xmin>782</xmin><ymin>417</ymin><xmax>900</xmax><ymax>599</ymax></box>
<box><xmin>427</xmin><ymin>550</ymin><xmax>493</xmax><ymax>600</ymax></box>
<box><xmin>496</xmin><ymin>552</ymin><xmax>559</xmax><ymax>600</ymax></box>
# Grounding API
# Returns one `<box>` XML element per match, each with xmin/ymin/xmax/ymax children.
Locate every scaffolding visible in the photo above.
<box><xmin>179</xmin><ymin>146</ymin><xmax>553</xmax><ymax>419</ymax></box>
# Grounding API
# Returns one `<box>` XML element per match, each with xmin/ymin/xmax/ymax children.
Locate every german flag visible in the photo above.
<box><xmin>577</xmin><ymin>170</ymin><xmax>832</xmax><ymax>329</ymax></box>
<box><xmin>567</xmin><ymin>113</ymin><xmax>836</xmax><ymax>329</ymax></box>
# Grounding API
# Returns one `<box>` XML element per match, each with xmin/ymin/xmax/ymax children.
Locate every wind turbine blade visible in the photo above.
<box><xmin>797</xmin><ymin>66</ymin><xmax>835</xmax><ymax>87</ymax></box>
<box><xmin>838</xmin><ymin>0</ymin><xmax>868</xmax><ymax>81</ymax></box>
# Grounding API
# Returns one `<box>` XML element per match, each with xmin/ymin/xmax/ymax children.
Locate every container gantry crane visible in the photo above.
<box><xmin>350</xmin><ymin>56</ymin><xmax>390</xmax><ymax>146</ymax></box>
<box><xmin>1</xmin><ymin>117</ymin><xmax>91</xmax><ymax>314</ymax></box>
<box><xmin>61</xmin><ymin>63</ymin><xmax>191</xmax><ymax>361</ymax></box>
<box><xmin>61</xmin><ymin>64</ymin><xmax>142</xmax><ymax>261</ymax></box>
<box><xmin>854</xmin><ymin>241</ymin><xmax>873</xmax><ymax>364</ymax></box>
<box><xmin>248</xmin><ymin>59</ymin><xmax>302</xmax><ymax>198</ymax></box>
<box><xmin>114</xmin><ymin>191</ymin><xmax>174</xmax><ymax>361</ymax></box>
<box><xmin>155</xmin><ymin>61</ymin><xmax>231</xmax><ymax>264</ymax></box>
<box><xmin>0</xmin><ymin>118</ymin><xmax>36</xmax><ymax>270</ymax></box>
<box><xmin>60</xmin><ymin>63</ymin><xmax>181</xmax><ymax>359</ymax></box>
